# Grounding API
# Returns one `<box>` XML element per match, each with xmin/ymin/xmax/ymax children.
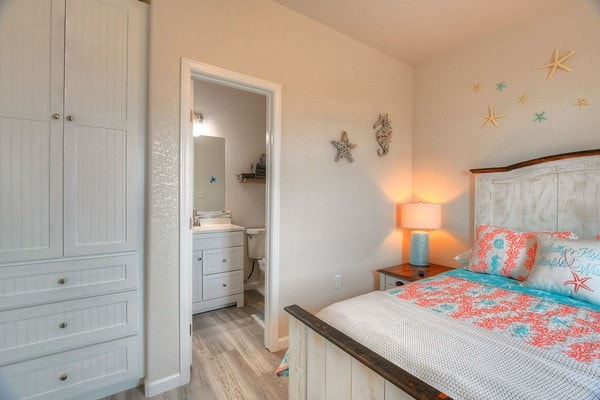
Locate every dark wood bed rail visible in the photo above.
<box><xmin>285</xmin><ymin>304</ymin><xmax>451</xmax><ymax>400</ymax></box>
<box><xmin>470</xmin><ymin>148</ymin><xmax>600</xmax><ymax>174</ymax></box>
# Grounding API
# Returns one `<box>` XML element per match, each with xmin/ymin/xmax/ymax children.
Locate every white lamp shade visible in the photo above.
<box><xmin>400</xmin><ymin>203</ymin><xmax>441</xmax><ymax>230</ymax></box>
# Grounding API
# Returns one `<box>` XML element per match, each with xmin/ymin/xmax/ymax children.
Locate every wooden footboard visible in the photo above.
<box><xmin>285</xmin><ymin>305</ymin><xmax>450</xmax><ymax>400</ymax></box>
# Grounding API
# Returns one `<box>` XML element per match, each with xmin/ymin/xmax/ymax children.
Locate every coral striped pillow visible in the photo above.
<box><xmin>466</xmin><ymin>225</ymin><xmax>577</xmax><ymax>281</ymax></box>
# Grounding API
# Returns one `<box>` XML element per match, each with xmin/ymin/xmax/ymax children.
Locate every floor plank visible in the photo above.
<box><xmin>101</xmin><ymin>290</ymin><xmax>288</xmax><ymax>400</ymax></box>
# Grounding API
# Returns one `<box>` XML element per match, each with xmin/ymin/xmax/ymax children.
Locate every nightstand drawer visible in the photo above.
<box><xmin>377</xmin><ymin>263</ymin><xmax>453</xmax><ymax>291</ymax></box>
<box><xmin>385</xmin><ymin>275</ymin><xmax>409</xmax><ymax>288</ymax></box>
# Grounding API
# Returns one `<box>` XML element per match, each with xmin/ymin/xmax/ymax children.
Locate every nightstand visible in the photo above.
<box><xmin>377</xmin><ymin>263</ymin><xmax>453</xmax><ymax>291</ymax></box>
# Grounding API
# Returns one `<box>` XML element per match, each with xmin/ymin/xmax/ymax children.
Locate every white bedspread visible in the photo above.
<box><xmin>317</xmin><ymin>290</ymin><xmax>600</xmax><ymax>400</ymax></box>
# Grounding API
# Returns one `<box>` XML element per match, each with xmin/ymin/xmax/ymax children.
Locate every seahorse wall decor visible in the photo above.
<box><xmin>373</xmin><ymin>113</ymin><xmax>392</xmax><ymax>157</ymax></box>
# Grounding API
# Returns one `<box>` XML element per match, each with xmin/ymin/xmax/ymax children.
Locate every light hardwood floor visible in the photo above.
<box><xmin>103</xmin><ymin>290</ymin><xmax>288</xmax><ymax>400</ymax></box>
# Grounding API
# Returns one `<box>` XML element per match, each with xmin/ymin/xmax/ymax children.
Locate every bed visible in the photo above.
<box><xmin>285</xmin><ymin>149</ymin><xmax>600</xmax><ymax>400</ymax></box>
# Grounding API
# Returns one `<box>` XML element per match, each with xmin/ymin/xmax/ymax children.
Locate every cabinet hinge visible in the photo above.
<box><xmin>189</xmin><ymin>324</ymin><xmax>192</xmax><ymax>336</ymax></box>
<box><xmin>190</xmin><ymin>110</ymin><xmax>193</xmax><ymax>123</ymax></box>
<box><xmin>190</xmin><ymin>217</ymin><xmax>193</xmax><ymax>230</ymax></box>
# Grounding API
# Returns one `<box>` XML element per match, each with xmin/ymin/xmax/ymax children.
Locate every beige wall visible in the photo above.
<box><xmin>413</xmin><ymin>1</ymin><xmax>600</xmax><ymax>267</ymax></box>
<box><xmin>194</xmin><ymin>79</ymin><xmax>267</xmax><ymax>283</ymax></box>
<box><xmin>147</xmin><ymin>0</ymin><xmax>413</xmax><ymax>383</ymax></box>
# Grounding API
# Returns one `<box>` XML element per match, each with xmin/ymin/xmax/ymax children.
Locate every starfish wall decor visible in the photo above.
<box><xmin>534</xmin><ymin>111</ymin><xmax>547</xmax><ymax>123</ymax></box>
<box><xmin>539</xmin><ymin>49</ymin><xmax>575</xmax><ymax>79</ymax></box>
<box><xmin>331</xmin><ymin>131</ymin><xmax>356</xmax><ymax>163</ymax></box>
<box><xmin>480</xmin><ymin>105</ymin><xmax>506</xmax><ymax>128</ymax></box>
<box><xmin>574</xmin><ymin>98</ymin><xmax>589</xmax><ymax>109</ymax></box>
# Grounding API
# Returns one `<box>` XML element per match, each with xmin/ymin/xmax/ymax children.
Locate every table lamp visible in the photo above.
<box><xmin>400</xmin><ymin>203</ymin><xmax>441</xmax><ymax>266</ymax></box>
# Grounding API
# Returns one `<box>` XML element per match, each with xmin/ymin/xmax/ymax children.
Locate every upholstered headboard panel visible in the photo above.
<box><xmin>471</xmin><ymin>150</ymin><xmax>600</xmax><ymax>240</ymax></box>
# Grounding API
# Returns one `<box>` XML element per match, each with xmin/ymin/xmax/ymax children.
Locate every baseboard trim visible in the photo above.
<box><xmin>276</xmin><ymin>335</ymin><xmax>289</xmax><ymax>352</ymax></box>
<box><xmin>144</xmin><ymin>373</ymin><xmax>182</xmax><ymax>397</ymax></box>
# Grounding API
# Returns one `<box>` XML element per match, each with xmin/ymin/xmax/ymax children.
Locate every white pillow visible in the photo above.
<box><xmin>454</xmin><ymin>249</ymin><xmax>472</xmax><ymax>267</ymax></box>
<box><xmin>525</xmin><ymin>235</ymin><xmax>600</xmax><ymax>305</ymax></box>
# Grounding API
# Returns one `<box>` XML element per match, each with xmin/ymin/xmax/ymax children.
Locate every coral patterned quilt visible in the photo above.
<box><xmin>394</xmin><ymin>269</ymin><xmax>600</xmax><ymax>367</ymax></box>
<box><xmin>318</xmin><ymin>269</ymin><xmax>600</xmax><ymax>400</ymax></box>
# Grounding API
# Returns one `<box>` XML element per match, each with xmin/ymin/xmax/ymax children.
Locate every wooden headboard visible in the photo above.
<box><xmin>471</xmin><ymin>149</ymin><xmax>600</xmax><ymax>240</ymax></box>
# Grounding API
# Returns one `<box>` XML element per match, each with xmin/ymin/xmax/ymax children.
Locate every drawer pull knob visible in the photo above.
<box><xmin>395</xmin><ymin>281</ymin><xmax>404</xmax><ymax>286</ymax></box>
<box><xmin>222</xmin><ymin>283</ymin><xmax>227</xmax><ymax>287</ymax></box>
<box><xmin>222</xmin><ymin>259</ymin><xmax>227</xmax><ymax>262</ymax></box>
<box><xmin>66</xmin><ymin>115</ymin><xmax>74</xmax><ymax>121</ymax></box>
<box><xmin>197</xmin><ymin>257</ymin><xmax>202</xmax><ymax>261</ymax></box>
<box><xmin>59</xmin><ymin>322</ymin><xmax>68</xmax><ymax>329</ymax></box>
<box><xmin>59</xmin><ymin>374</ymin><xmax>68</xmax><ymax>381</ymax></box>
<box><xmin>58</xmin><ymin>278</ymin><xmax>67</xmax><ymax>285</ymax></box>
<box><xmin>52</xmin><ymin>113</ymin><xmax>61</xmax><ymax>119</ymax></box>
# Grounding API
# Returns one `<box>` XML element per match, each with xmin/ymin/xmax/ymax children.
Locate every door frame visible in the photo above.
<box><xmin>179</xmin><ymin>58</ymin><xmax>282</xmax><ymax>382</ymax></box>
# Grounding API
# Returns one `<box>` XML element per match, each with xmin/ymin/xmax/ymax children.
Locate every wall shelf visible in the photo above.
<box><xmin>238</xmin><ymin>177</ymin><xmax>265</xmax><ymax>183</ymax></box>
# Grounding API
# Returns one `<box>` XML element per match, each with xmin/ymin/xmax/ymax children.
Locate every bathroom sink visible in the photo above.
<box><xmin>192</xmin><ymin>224</ymin><xmax>245</xmax><ymax>233</ymax></box>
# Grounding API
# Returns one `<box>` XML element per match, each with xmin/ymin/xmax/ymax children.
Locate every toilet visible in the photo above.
<box><xmin>246</xmin><ymin>228</ymin><xmax>266</xmax><ymax>295</ymax></box>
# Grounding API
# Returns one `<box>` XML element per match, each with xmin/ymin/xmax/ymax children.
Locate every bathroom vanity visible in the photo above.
<box><xmin>192</xmin><ymin>224</ymin><xmax>245</xmax><ymax>314</ymax></box>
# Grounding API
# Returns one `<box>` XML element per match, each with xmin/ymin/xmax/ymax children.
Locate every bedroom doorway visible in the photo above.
<box><xmin>179</xmin><ymin>59</ymin><xmax>282</xmax><ymax>383</ymax></box>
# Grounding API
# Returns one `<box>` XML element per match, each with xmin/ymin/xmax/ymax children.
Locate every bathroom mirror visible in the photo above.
<box><xmin>194</xmin><ymin>135</ymin><xmax>225</xmax><ymax>211</ymax></box>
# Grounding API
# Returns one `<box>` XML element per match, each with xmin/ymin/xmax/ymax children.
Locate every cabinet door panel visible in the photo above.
<box><xmin>193</xmin><ymin>251</ymin><xmax>203</xmax><ymax>303</ymax></box>
<box><xmin>0</xmin><ymin>0</ymin><xmax>64</xmax><ymax>263</ymax></box>
<box><xmin>63</xmin><ymin>0</ymin><xmax>143</xmax><ymax>256</ymax></box>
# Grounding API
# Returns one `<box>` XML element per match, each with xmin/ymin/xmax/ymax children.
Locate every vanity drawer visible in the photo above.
<box><xmin>1</xmin><ymin>335</ymin><xmax>139</xmax><ymax>400</ymax></box>
<box><xmin>0</xmin><ymin>255</ymin><xmax>137</xmax><ymax>311</ymax></box>
<box><xmin>193</xmin><ymin>231</ymin><xmax>243</xmax><ymax>250</ymax></box>
<box><xmin>203</xmin><ymin>270</ymin><xmax>243</xmax><ymax>300</ymax></box>
<box><xmin>0</xmin><ymin>291</ymin><xmax>138</xmax><ymax>365</ymax></box>
<box><xmin>203</xmin><ymin>247</ymin><xmax>243</xmax><ymax>275</ymax></box>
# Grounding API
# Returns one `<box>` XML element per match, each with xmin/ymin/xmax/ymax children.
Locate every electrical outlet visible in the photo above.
<box><xmin>334</xmin><ymin>274</ymin><xmax>342</xmax><ymax>289</ymax></box>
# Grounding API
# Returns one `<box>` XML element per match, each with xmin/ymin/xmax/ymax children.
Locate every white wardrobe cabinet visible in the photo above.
<box><xmin>0</xmin><ymin>1</ymin><xmax>146</xmax><ymax>399</ymax></box>
<box><xmin>0</xmin><ymin>0</ymin><xmax>143</xmax><ymax>263</ymax></box>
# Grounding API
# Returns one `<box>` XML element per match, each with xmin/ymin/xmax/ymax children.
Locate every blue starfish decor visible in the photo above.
<box><xmin>534</xmin><ymin>112</ymin><xmax>547</xmax><ymax>123</ymax></box>
<box><xmin>495</xmin><ymin>81</ymin><xmax>507</xmax><ymax>92</ymax></box>
<box><xmin>209</xmin><ymin>176</ymin><xmax>217</xmax><ymax>183</ymax></box>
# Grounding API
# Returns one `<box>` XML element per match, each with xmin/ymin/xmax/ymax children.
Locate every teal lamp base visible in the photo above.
<box><xmin>409</xmin><ymin>231</ymin><xmax>430</xmax><ymax>266</ymax></box>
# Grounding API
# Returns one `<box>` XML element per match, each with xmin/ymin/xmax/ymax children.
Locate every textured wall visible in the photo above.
<box><xmin>147</xmin><ymin>0</ymin><xmax>413</xmax><ymax>384</ymax></box>
<box><xmin>194</xmin><ymin>79</ymin><xmax>267</xmax><ymax>283</ymax></box>
<box><xmin>413</xmin><ymin>1</ymin><xmax>600</xmax><ymax>267</ymax></box>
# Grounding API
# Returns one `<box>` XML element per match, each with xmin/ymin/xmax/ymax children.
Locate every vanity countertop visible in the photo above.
<box><xmin>193</xmin><ymin>224</ymin><xmax>245</xmax><ymax>233</ymax></box>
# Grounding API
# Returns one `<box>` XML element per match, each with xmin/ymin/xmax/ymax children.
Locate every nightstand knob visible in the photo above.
<box><xmin>395</xmin><ymin>281</ymin><xmax>404</xmax><ymax>286</ymax></box>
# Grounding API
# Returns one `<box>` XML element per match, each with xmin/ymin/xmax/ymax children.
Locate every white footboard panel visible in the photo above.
<box><xmin>286</xmin><ymin>306</ymin><xmax>445</xmax><ymax>400</ymax></box>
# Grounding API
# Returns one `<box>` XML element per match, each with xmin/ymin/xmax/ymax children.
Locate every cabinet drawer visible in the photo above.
<box><xmin>203</xmin><ymin>247</ymin><xmax>242</xmax><ymax>275</ymax></box>
<box><xmin>385</xmin><ymin>274</ymin><xmax>409</xmax><ymax>288</ymax></box>
<box><xmin>0</xmin><ymin>291</ymin><xmax>138</xmax><ymax>365</ymax></box>
<box><xmin>193</xmin><ymin>231</ymin><xmax>243</xmax><ymax>250</ymax></box>
<box><xmin>0</xmin><ymin>255</ymin><xmax>137</xmax><ymax>311</ymax></box>
<box><xmin>203</xmin><ymin>270</ymin><xmax>243</xmax><ymax>301</ymax></box>
<box><xmin>1</xmin><ymin>335</ymin><xmax>139</xmax><ymax>400</ymax></box>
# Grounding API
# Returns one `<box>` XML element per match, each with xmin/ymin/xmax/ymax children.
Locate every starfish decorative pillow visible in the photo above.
<box><xmin>525</xmin><ymin>235</ymin><xmax>600</xmax><ymax>305</ymax></box>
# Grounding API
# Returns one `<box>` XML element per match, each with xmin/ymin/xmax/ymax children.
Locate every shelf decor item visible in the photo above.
<box><xmin>331</xmin><ymin>131</ymin><xmax>356</xmax><ymax>162</ymax></box>
<box><xmin>400</xmin><ymin>202</ymin><xmax>442</xmax><ymax>266</ymax></box>
<box><xmin>373</xmin><ymin>113</ymin><xmax>392</xmax><ymax>157</ymax></box>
